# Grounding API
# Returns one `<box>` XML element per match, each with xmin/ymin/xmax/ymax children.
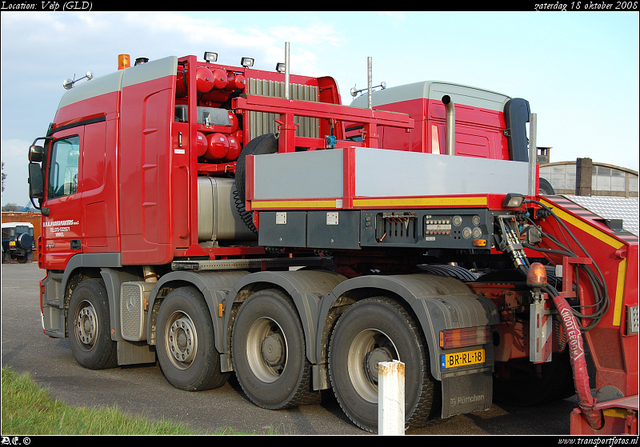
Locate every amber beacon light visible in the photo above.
<box><xmin>526</xmin><ymin>262</ymin><xmax>548</xmax><ymax>288</ymax></box>
<box><xmin>118</xmin><ymin>54</ymin><xmax>131</xmax><ymax>70</ymax></box>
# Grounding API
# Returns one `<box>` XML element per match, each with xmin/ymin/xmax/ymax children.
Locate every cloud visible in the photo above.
<box><xmin>1</xmin><ymin>12</ymin><xmax>349</xmax><ymax>206</ymax></box>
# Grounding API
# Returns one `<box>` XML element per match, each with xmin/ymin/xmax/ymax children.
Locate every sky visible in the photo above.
<box><xmin>1</xmin><ymin>11</ymin><xmax>638</xmax><ymax>208</ymax></box>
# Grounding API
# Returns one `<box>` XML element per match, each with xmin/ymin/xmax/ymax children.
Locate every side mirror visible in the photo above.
<box><xmin>28</xmin><ymin>162</ymin><xmax>44</xmax><ymax>199</ymax></box>
<box><xmin>29</xmin><ymin>144</ymin><xmax>44</xmax><ymax>162</ymax></box>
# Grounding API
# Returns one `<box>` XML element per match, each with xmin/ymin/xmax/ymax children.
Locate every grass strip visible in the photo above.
<box><xmin>1</xmin><ymin>366</ymin><xmax>208</xmax><ymax>435</ymax></box>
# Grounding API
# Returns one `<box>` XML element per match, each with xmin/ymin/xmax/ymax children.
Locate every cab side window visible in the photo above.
<box><xmin>48</xmin><ymin>135</ymin><xmax>80</xmax><ymax>199</ymax></box>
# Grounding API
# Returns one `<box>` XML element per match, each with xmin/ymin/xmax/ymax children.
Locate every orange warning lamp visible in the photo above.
<box><xmin>118</xmin><ymin>54</ymin><xmax>131</xmax><ymax>70</ymax></box>
<box><xmin>526</xmin><ymin>262</ymin><xmax>548</xmax><ymax>288</ymax></box>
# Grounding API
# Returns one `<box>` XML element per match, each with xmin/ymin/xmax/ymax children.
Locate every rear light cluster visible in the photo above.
<box><xmin>439</xmin><ymin>326</ymin><xmax>491</xmax><ymax>350</ymax></box>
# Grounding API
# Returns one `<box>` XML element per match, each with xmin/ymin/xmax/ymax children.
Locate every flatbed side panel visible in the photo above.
<box><xmin>249</xmin><ymin>148</ymin><xmax>529</xmax><ymax>211</ymax></box>
<box><xmin>353</xmin><ymin>148</ymin><xmax>528</xmax><ymax>197</ymax></box>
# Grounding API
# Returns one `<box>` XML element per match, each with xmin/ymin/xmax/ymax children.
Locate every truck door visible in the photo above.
<box><xmin>81</xmin><ymin>120</ymin><xmax>117</xmax><ymax>252</ymax></box>
<box><xmin>41</xmin><ymin>127</ymin><xmax>83</xmax><ymax>270</ymax></box>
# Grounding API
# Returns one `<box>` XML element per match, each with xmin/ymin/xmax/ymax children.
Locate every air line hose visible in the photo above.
<box><xmin>547</xmin><ymin>285</ymin><xmax>604</xmax><ymax>431</ymax></box>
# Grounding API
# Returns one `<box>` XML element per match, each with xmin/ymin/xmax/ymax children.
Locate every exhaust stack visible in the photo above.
<box><xmin>442</xmin><ymin>95</ymin><xmax>455</xmax><ymax>156</ymax></box>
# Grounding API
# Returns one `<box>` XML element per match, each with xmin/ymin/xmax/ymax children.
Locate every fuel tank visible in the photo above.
<box><xmin>197</xmin><ymin>177</ymin><xmax>256</xmax><ymax>243</ymax></box>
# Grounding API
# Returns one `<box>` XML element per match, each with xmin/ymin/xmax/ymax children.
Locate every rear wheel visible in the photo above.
<box><xmin>231</xmin><ymin>289</ymin><xmax>319</xmax><ymax>409</ymax></box>
<box><xmin>68</xmin><ymin>278</ymin><xmax>117</xmax><ymax>370</ymax></box>
<box><xmin>156</xmin><ymin>287</ymin><xmax>229</xmax><ymax>391</ymax></box>
<box><xmin>328</xmin><ymin>297</ymin><xmax>437</xmax><ymax>432</ymax></box>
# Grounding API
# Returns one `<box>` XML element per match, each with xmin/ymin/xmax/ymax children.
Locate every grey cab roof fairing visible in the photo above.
<box><xmin>350</xmin><ymin>80</ymin><xmax>512</xmax><ymax>112</ymax></box>
<box><xmin>57</xmin><ymin>56</ymin><xmax>179</xmax><ymax>110</ymax></box>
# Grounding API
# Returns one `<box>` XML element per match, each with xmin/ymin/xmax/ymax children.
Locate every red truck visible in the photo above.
<box><xmin>27</xmin><ymin>46</ymin><xmax>637</xmax><ymax>434</ymax></box>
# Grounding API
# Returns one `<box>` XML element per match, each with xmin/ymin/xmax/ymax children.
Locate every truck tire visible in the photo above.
<box><xmin>67</xmin><ymin>278</ymin><xmax>118</xmax><ymax>370</ymax></box>
<box><xmin>231</xmin><ymin>289</ymin><xmax>319</xmax><ymax>409</ymax></box>
<box><xmin>235</xmin><ymin>133</ymin><xmax>278</xmax><ymax>203</ymax></box>
<box><xmin>156</xmin><ymin>286</ymin><xmax>229</xmax><ymax>391</ymax></box>
<box><xmin>538</xmin><ymin>178</ymin><xmax>555</xmax><ymax>195</ymax></box>
<box><xmin>328</xmin><ymin>297</ymin><xmax>437</xmax><ymax>432</ymax></box>
<box><xmin>233</xmin><ymin>133</ymin><xmax>278</xmax><ymax>233</ymax></box>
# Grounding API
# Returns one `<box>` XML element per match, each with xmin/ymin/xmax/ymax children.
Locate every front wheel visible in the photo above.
<box><xmin>67</xmin><ymin>278</ymin><xmax>118</xmax><ymax>370</ymax></box>
<box><xmin>328</xmin><ymin>297</ymin><xmax>437</xmax><ymax>432</ymax></box>
<box><xmin>156</xmin><ymin>287</ymin><xmax>229</xmax><ymax>391</ymax></box>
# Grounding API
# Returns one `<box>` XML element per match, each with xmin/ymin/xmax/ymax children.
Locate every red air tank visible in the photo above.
<box><xmin>226</xmin><ymin>110</ymin><xmax>238</xmax><ymax>133</ymax></box>
<box><xmin>196</xmin><ymin>131</ymin><xmax>207</xmax><ymax>158</ymax></box>
<box><xmin>176</xmin><ymin>66</ymin><xmax>220</xmax><ymax>96</ymax></box>
<box><xmin>225</xmin><ymin>74</ymin><xmax>246</xmax><ymax>92</ymax></box>
<box><xmin>195</xmin><ymin>66</ymin><xmax>215</xmax><ymax>93</ymax></box>
<box><xmin>206</xmin><ymin>133</ymin><xmax>229</xmax><ymax>160</ymax></box>
<box><xmin>225</xmin><ymin>134</ymin><xmax>241</xmax><ymax>161</ymax></box>
<box><xmin>211</xmin><ymin>69</ymin><xmax>228</xmax><ymax>89</ymax></box>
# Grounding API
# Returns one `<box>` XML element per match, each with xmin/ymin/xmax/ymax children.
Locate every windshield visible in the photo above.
<box><xmin>48</xmin><ymin>135</ymin><xmax>80</xmax><ymax>199</ymax></box>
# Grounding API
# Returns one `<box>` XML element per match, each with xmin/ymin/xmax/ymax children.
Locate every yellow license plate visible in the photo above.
<box><xmin>441</xmin><ymin>349</ymin><xmax>485</xmax><ymax>369</ymax></box>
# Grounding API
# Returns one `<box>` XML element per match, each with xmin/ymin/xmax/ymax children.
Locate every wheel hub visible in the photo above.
<box><xmin>363</xmin><ymin>347</ymin><xmax>393</xmax><ymax>384</ymax></box>
<box><xmin>261</xmin><ymin>333</ymin><xmax>285</xmax><ymax>366</ymax></box>
<box><xmin>76</xmin><ymin>304</ymin><xmax>97</xmax><ymax>346</ymax></box>
<box><xmin>246</xmin><ymin>317</ymin><xmax>288</xmax><ymax>383</ymax></box>
<box><xmin>169</xmin><ymin>316</ymin><xmax>197</xmax><ymax>364</ymax></box>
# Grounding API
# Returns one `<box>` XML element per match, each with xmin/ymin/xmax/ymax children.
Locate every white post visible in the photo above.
<box><xmin>378</xmin><ymin>360</ymin><xmax>405</xmax><ymax>435</ymax></box>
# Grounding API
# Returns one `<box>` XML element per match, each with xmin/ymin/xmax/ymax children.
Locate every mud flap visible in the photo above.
<box><xmin>441</xmin><ymin>370</ymin><xmax>493</xmax><ymax>418</ymax></box>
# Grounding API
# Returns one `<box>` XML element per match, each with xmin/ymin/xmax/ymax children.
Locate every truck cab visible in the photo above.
<box><xmin>350</xmin><ymin>80</ymin><xmax>531</xmax><ymax>162</ymax></box>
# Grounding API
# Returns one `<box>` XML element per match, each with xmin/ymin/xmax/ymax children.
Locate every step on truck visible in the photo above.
<box><xmin>27</xmin><ymin>44</ymin><xmax>637</xmax><ymax>434</ymax></box>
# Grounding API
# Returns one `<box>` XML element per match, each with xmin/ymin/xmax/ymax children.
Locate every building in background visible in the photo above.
<box><xmin>539</xmin><ymin>154</ymin><xmax>638</xmax><ymax>198</ymax></box>
<box><xmin>538</xmin><ymin>150</ymin><xmax>638</xmax><ymax>236</ymax></box>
